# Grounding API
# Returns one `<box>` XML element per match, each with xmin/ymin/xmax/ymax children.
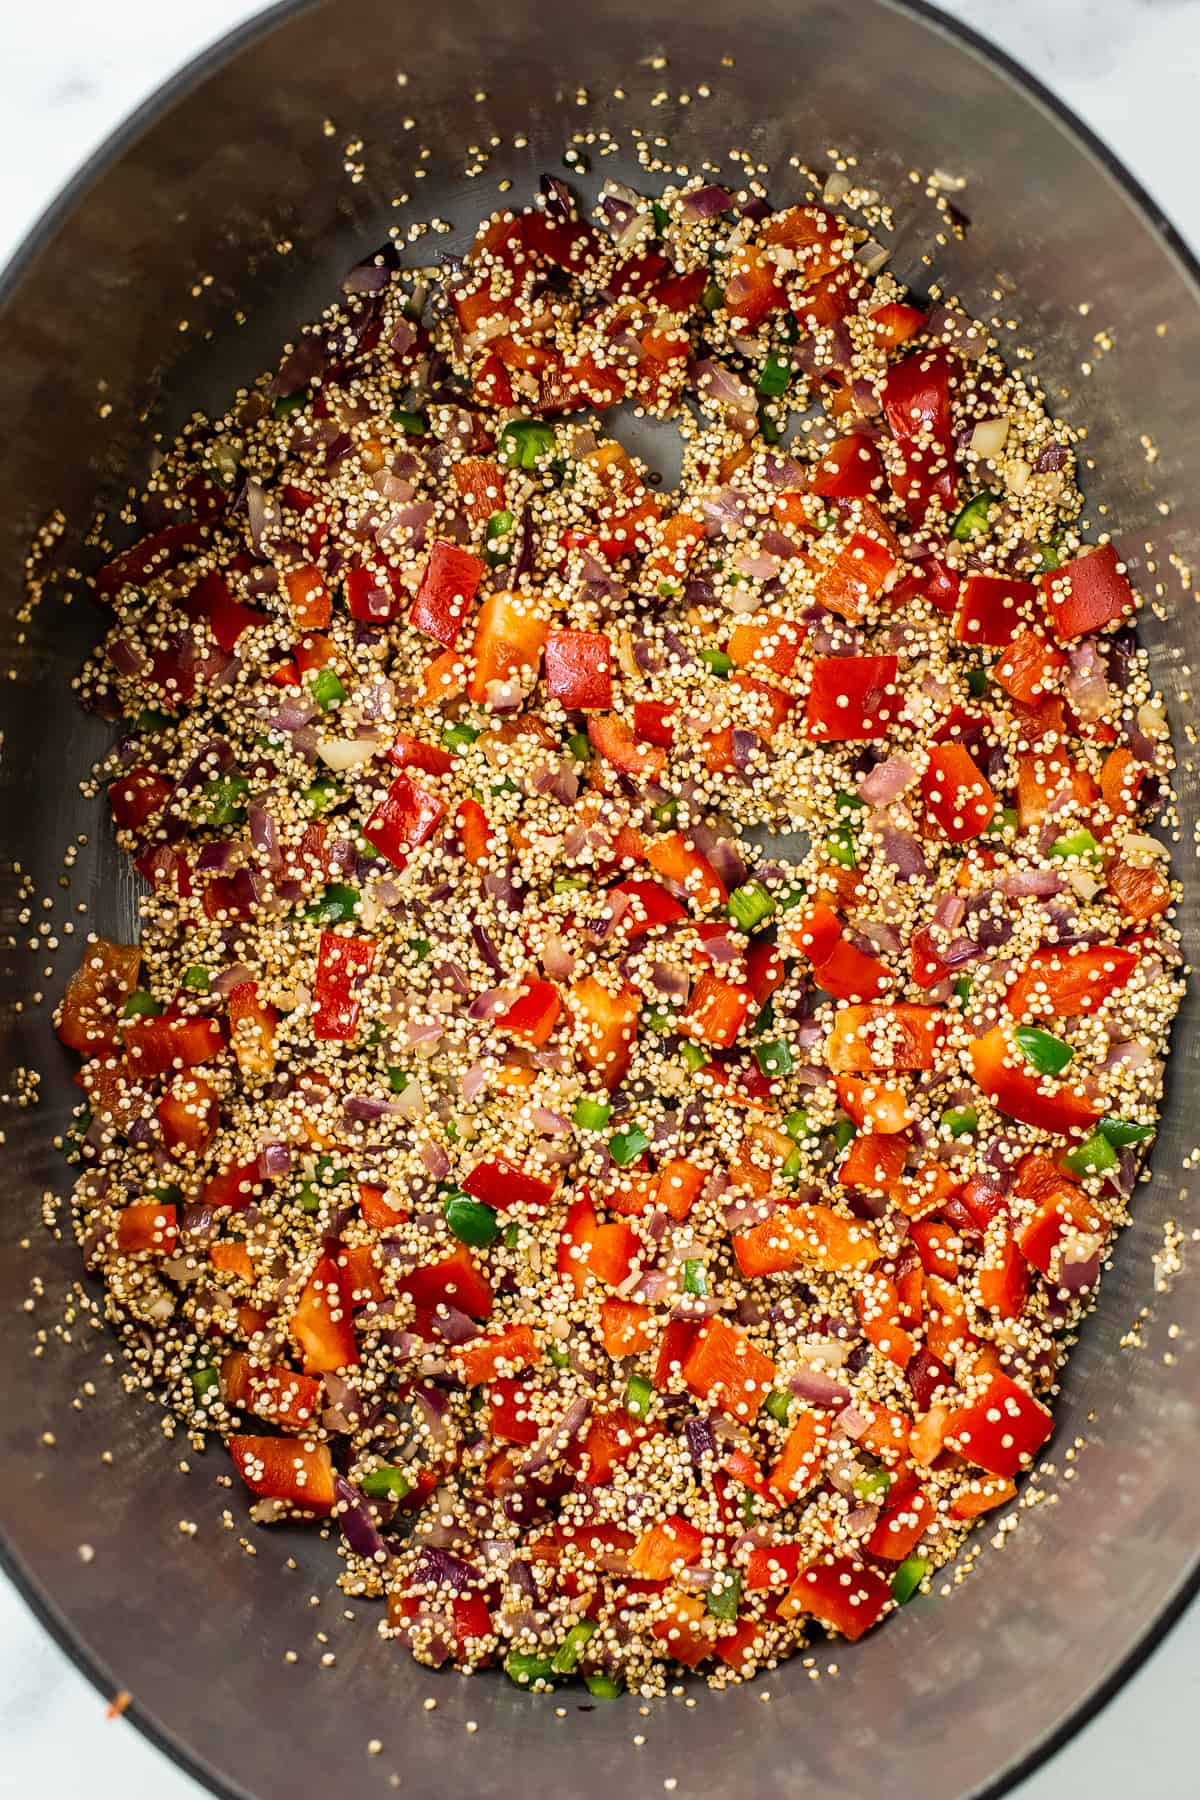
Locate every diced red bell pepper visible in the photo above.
<box><xmin>468</xmin><ymin>589</ymin><xmax>548</xmax><ymax>706</ymax></box>
<box><xmin>908</xmin><ymin>1219</ymin><xmax>959</xmax><ymax>1280</ymax></box>
<box><xmin>587</xmin><ymin>712</ymin><xmax>667</xmax><ymax>781</ymax></box>
<box><xmin>826</xmin><ymin>1003</ymin><xmax>944</xmax><ymax>1075</ymax></box>
<box><xmin>780</xmin><ymin>1555</ymin><xmax>890</xmax><ymax>1639</ymax></box>
<box><xmin>109</xmin><ymin>767</ymin><xmax>172</xmax><ymax>832</ymax></box>
<box><xmin>115</xmin><ymin>1202</ymin><xmax>178</xmax><ymax>1255</ymax></box>
<box><xmin>654</xmin><ymin>1319</ymin><xmax>700</xmax><ymax>1390</ymax></box>
<box><xmin>866</xmin><ymin>1477</ymin><xmax>935</xmax><ymax>1561</ymax></box>
<box><xmin>291</xmin><ymin>1254</ymin><xmax>359</xmax><ymax>1374</ymax></box>
<box><xmin>793</xmin><ymin>260</ymin><xmax>864</xmax><ymax>329</ymax></box>
<box><xmin>203</xmin><ymin>1156</ymin><xmax>266</xmax><ymax>1213</ymax></box>
<box><xmin>56</xmin><ymin>938</ymin><xmax>142</xmax><ymax>1056</ymax></box>
<box><xmin>632</xmin><ymin>699</ymin><xmax>677</xmax><ymax>748</ymax></box>
<box><xmin>727</xmin><ymin>612</ymin><xmax>804</xmax><ymax>676</ymax></box>
<box><xmin>953</xmin><ymin>574</ymin><xmax>1035</xmax><ymax>648</ymax></box>
<box><xmin>544</xmin><ymin>628</ymin><xmax>613</xmax><ymax>710</ymax></box>
<box><xmin>123</xmin><ymin>1013</ymin><xmax>223</xmax><ymax>1076</ymax></box>
<box><xmin>746</xmin><ymin>1541</ymin><xmax>805</xmax><ymax>1591</ymax></box>
<box><xmin>656</xmin><ymin>1157</ymin><xmax>707</xmax><ymax>1223</ymax></box>
<box><xmin>283</xmin><ymin>563</ymin><xmax>332</xmax><ymax>630</ymax></box>
<box><xmin>388</xmin><ymin>731</ymin><xmax>455</xmax><ymax>777</ymax></box>
<box><xmin>1005</xmin><ymin>943</ymin><xmax>1137</xmax><ymax>1020</ymax></box>
<box><xmin>653</xmin><ymin>267</ymin><xmax>709</xmax><ymax>314</ymax></box>
<box><xmin>229</xmin><ymin>1436</ymin><xmax>335</xmax><ymax>1513</ymax></box>
<box><xmin>497</xmin><ymin>978</ymin><xmax>562</xmax><ymax>1046</ymax></box>
<box><xmin>994</xmin><ymin>626</ymin><xmax>1066</xmax><ymax>705</ymax></box>
<box><xmin>808</xmin><ymin>434</ymin><xmax>885</xmax><ymax>500</ymax></box>
<box><xmin>835</xmin><ymin>1075</ymin><xmax>911</xmax><ymax>1135</ymax></box>
<box><xmin>335</xmin><ymin>1242</ymin><xmax>384</xmax><ymax>1309</ymax></box>
<box><xmin>683</xmin><ymin>1318</ymin><xmax>775</xmax><ymax>1420</ymax></box>
<box><xmin>958</xmin><ymin>1174</ymin><xmax>1009</xmax><ymax>1234</ymax></box>
<box><xmin>813</xmin><ymin>529</ymin><xmax>896</xmax><ymax>625</ymax></box>
<box><xmin>457</xmin><ymin>796</ymin><xmax>492</xmax><ymax>866</ymax></box>
<box><xmin>968</xmin><ymin>1027</ymin><xmax>1101</xmax><ymax>1133</ymax></box>
<box><xmin>813</xmin><ymin>936</ymin><xmax>892</xmax><ymax>1001</ymax></box>
<box><xmin>95</xmin><ymin>521</ymin><xmax>213</xmax><ymax>600</ymax></box>
<box><xmin>397</xmin><ymin>1246</ymin><xmax>493</xmax><ymax>1320</ymax></box>
<box><xmin>644</xmin><ymin>831</ymin><xmax>727</xmax><ymax>911</ymax></box>
<box><xmin>452</xmin><ymin>1321</ymin><xmax>539</xmax><ymax>1384</ymax></box>
<box><xmin>977</xmin><ymin>1231</ymin><xmax>1029</xmax><ymax>1318</ymax></box>
<box><xmin>869</xmin><ymin>302</ymin><xmax>927</xmax><ymax>346</ymax></box>
<box><xmin>785</xmin><ymin>900</ymin><xmax>844</xmax><ymax>966</ymax></box>
<box><xmin>882</xmin><ymin>349</ymin><xmax>954</xmax><ymax>444</ymax></box>
<box><xmin>453</xmin><ymin>459</ymin><xmax>505</xmax><ymax>526</ymax></box>
<box><xmin>1107</xmin><ymin>855</ymin><xmax>1171</xmax><ymax>923</ymax></box>
<box><xmin>180</xmin><ymin>571</ymin><xmax>266</xmax><ymax>653</ymax></box>
<box><xmin>363</xmin><ymin>772</ymin><xmax>445</xmax><ymax>867</ymax></box>
<box><xmin>805</xmin><ymin>655</ymin><xmax>899</xmax><ymax>741</ymax></box>
<box><xmin>248</xmin><ymin>1367</ymin><xmax>325</xmax><ymax>1433</ymax></box>
<box><xmin>630</xmin><ymin>1514</ymin><xmax>705</xmax><ymax>1579</ymax></box>
<box><xmin>840</xmin><ymin>1132</ymin><xmax>909</xmax><ymax>1201</ymax></box>
<box><xmin>767</xmin><ymin>1412</ymin><xmax>827</xmax><ymax>1501</ymax></box>
<box><xmin>568</xmin><ymin>975</ymin><xmax>641</xmax><ymax>1088</ymax></box>
<box><xmin>227</xmin><ymin>980</ymin><xmax>278</xmax><ymax>1078</ymax></box>
<box><xmin>609</xmin><ymin>878</ymin><xmax>687</xmax><ymax>938</ymax></box>
<box><xmin>680</xmin><ymin>970</ymin><xmax>753</xmax><ymax>1050</ymax></box>
<box><xmin>599</xmin><ymin>1297</ymin><xmax>656</xmax><ymax>1357</ymax></box>
<box><xmin>733</xmin><ymin>1203</ymin><xmax>880</xmax><ymax>1279</ymax></box>
<box><xmin>489</xmin><ymin>1376</ymin><xmax>538</xmax><ymax>1447</ymax></box>
<box><xmin>463</xmin><ymin>1156</ymin><xmax>555</xmax><ymax>1213</ymax></box>
<box><xmin>410</xmin><ymin>541</ymin><xmax>486</xmax><ymax>648</ymax></box>
<box><xmin>158</xmin><ymin>1073</ymin><xmax>218</xmax><ymax>1155</ymax></box>
<box><xmin>1100</xmin><ymin>746</ymin><xmax>1146</xmax><ymax>819</ymax></box>
<box><xmin>745</xmin><ymin>941</ymin><xmax>785</xmax><ymax>1009</ymax></box>
<box><xmin>723</xmin><ymin>244</ymin><xmax>786</xmax><ymax>327</ymax></box>
<box><xmin>922</xmin><ymin>743</ymin><xmax>996</xmax><ymax>842</ymax></box>
<box><xmin>1039</xmin><ymin>542</ymin><xmax>1135</xmax><ymax>642</ymax></box>
<box><xmin>946</xmin><ymin>1372</ymin><xmax>1054</xmax><ymax>1477</ymax></box>
<box><xmin>312</xmin><ymin>930</ymin><xmax>376</xmax><ymax>1041</ymax></box>
<box><xmin>521</xmin><ymin>207</ymin><xmax>602</xmax><ymax>273</ymax></box>
<box><xmin>474</xmin><ymin>353</ymin><xmax>515</xmax><ymax>407</ymax></box>
<box><xmin>760</xmin><ymin>204</ymin><xmax>847</xmax><ymax>273</ymax></box>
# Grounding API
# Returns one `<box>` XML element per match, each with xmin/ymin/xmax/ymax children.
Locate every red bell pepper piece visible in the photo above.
<box><xmin>865</xmin><ymin>1477</ymin><xmax>935</xmax><ymax>1561</ymax></box>
<box><xmin>654</xmin><ymin>1318</ymin><xmax>700</xmax><ymax>1389</ymax></box>
<box><xmin>291</xmin><ymin>1253</ymin><xmax>359</xmax><ymax>1374</ymax></box>
<box><xmin>652</xmin><ymin>268</ymin><xmax>709</xmax><ymax>315</ymax></box>
<box><xmin>410</xmin><ymin>541</ymin><xmax>486</xmax><ymax>647</ymax></box>
<box><xmin>587</xmin><ymin>713</ymin><xmax>667</xmax><ymax>781</ymax></box>
<box><xmin>468</xmin><ymin>590</ymin><xmax>548</xmax><ymax>706</ymax></box>
<box><xmin>882</xmin><ymin>348</ymin><xmax>954</xmax><ymax>443</ymax></box>
<box><xmin>599</xmin><ymin>1297</ymin><xmax>656</xmax><ymax>1357</ymax></box>
<box><xmin>826</xmin><ymin>1003</ymin><xmax>944</xmax><ymax>1074</ymax></box>
<box><xmin>645</xmin><ymin>831</ymin><xmax>727</xmax><ymax>911</ymax></box>
<box><xmin>680</xmin><ymin>970</ymin><xmax>753</xmax><ymax>1050</ymax></box>
<box><xmin>608</xmin><ymin>878</ymin><xmax>687</xmax><ymax>938</ymax></box>
<box><xmin>869</xmin><ymin>302</ymin><xmax>927</xmax><ymax>346</ymax></box>
<box><xmin>835</xmin><ymin>1074</ymin><xmax>911</xmax><ymax>1135</ymax></box>
<box><xmin>945</xmin><ymin>1372</ymin><xmax>1054</xmax><ymax>1477</ymax></box>
<box><xmin>745</xmin><ymin>941</ymin><xmax>785</xmax><ymax>1007</ymax></box>
<box><xmin>457</xmin><ymin>796</ymin><xmax>492</xmax><ymax>866</ymax></box>
<box><xmin>496</xmin><ymin>978</ymin><xmax>562</xmax><ymax>1046</ymax></box>
<box><xmin>953</xmin><ymin>573</ymin><xmax>1035</xmax><ymax>648</ymax></box>
<box><xmin>1039</xmin><ymin>542</ymin><xmax>1135</xmax><ymax>642</ymax></box>
<box><xmin>521</xmin><ymin>207</ymin><xmax>602</xmax><ymax>273</ymax></box>
<box><xmin>474</xmin><ymin>353</ymin><xmax>514</xmax><ymax>407</ymax></box>
<box><xmin>56</xmin><ymin>938</ymin><xmax>142</xmax><ymax>1056</ymax></box>
<box><xmin>683</xmin><ymin>1318</ymin><xmax>775</xmax><ymax>1421</ymax></box>
<box><xmin>780</xmin><ymin>1554</ymin><xmax>891</xmax><ymax>1638</ymax></box>
<box><xmin>115</xmin><ymin>1202</ymin><xmax>178</xmax><ymax>1255</ymax></box>
<box><xmin>158</xmin><ymin>1073</ymin><xmax>218</xmax><ymax>1155</ymax></box>
<box><xmin>283</xmin><ymin>563</ymin><xmax>332</xmax><ymax>630</ymax></box>
<box><xmin>388</xmin><ymin>731</ymin><xmax>455</xmax><ymax>776</ymax></box>
<box><xmin>463</xmin><ymin>1156</ymin><xmax>555</xmax><ymax>1213</ymax></box>
<box><xmin>452</xmin><ymin>1322</ymin><xmax>539</xmax><ymax>1384</ymax></box>
<box><xmin>632</xmin><ymin>699</ymin><xmax>677</xmax><ymax>747</ymax></box>
<box><xmin>488</xmin><ymin>1377</ymin><xmax>538</xmax><ymax>1446</ymax></box>
<box><xmin>760</xmin><ymin>204</ymin><xmax>847</xmax><ymax>274</ymax></box>
<box><xmin>630</xmin><ymin>1514</ymin><xmax>705</xmax><ymax>1579</ymax></box>
<box><xmin>453</xmin><ymin>459</ymin><xmax>505</xmax><ymax>525</ymax></box>
<box><xmin>363</xmin><ymin>772</ymin><xmax>445</xmax><ymax>867</ymax></box>
<box><xmin>346</xmin><ymin>562</ymin><xmax>405</xmax><ymax>623</ymax></box>
<box><xmin>812</xmin><ymin>936</ymin><xmax>892</xmax><ymax>1001</ymax></box>
<box><xmin>544</xmin><ymin>628</ymin><xmax>613</xmax><ymax>710</ymax></box>
<box><xmin>229</xmin><ymin>1436</ymin><xmax>335</xmax><ymax>1513</ymax></box>
<box><xmin>312</xmin><ymin>931</ymin><xmax>376</xmax><ymax>1041</ymax></box>
<box><xmin>1100</xmin><ymin>746</ymin><xmax>1146</xmax><ymax>819</ymax></box>
<box><xmin>977</xmin><ymin>1231</ymin><xmax>1029</xmax><ymax>1319</ymax></box>
<box><xmin>746</xmin><ymin>1541</ymin><xmax>805</xmax><ymax>1591</ymax></box>
<box><xmin>813</xmin><ymin>528</ymin><xmax>896</xmax><ymax>625</ymax></box>
<box><xmin>227</xmin><ymin>980</ymin><xmax>278</xmax><ymax>1079</ymax></box>
<box><xmin>95</xmin><ymin>520</ymin><xmax>212</xmax><ymax>600</ymax></box>
<box><xmin>808</xmin><ymin>434</ymin><xmax>885</xmax><ymax>499</ymax></box>
<box><xmin>108</xmin><ymin>767</ymin><xmax>173</xmax><ymax>832</ymax></box>
<box><xmin>123</xmin><ymin>1013</ymin><xmax>223</xmax><ymax>1077</ymax></box>
<box><xmin>180</xmin><ymin>571</ymin><xmax>266</xmax><ymax>652</ymax></box>
<box><xmin>767</xmin><ymin>1412</ymin><xmax>827</xmax><ymax>1501</ymax></box>
<box><xmin>804</xmin><ymin>655</ymin><xmax>899</xmax><ymax>741</ymax></box>
<box><xmin>994</xmin><ymin>626</ymin><xmax>1066</xmax><ymax>704</ymax></box>
<box><xmin>1005</xmin><ymin>943</ymin><xmax>1137</xmax><ymax>1020</ymax></box>
<box><xmin>568</xmin><ymin>975</ymin><xmax>641</xmax><ymax>1088</ymax></box>
<box><xmin>968</xmin><ymin>1027</ymin><xmax>1101</xmax><ymax>1132</ymax></box>
<box><xmin>397</xmin><ymin>1247</ymin><xmax>493</xmax><ymax>1320</ymax></box>
<box><xmin>1107</xmin><ymin>854</ymin><xmax>1171</xmax><ymax>923</ymax></box>
<box><xmin>840</xmin><ymin>1133</ymin><xmax>910</xmax><ymax>1203</ymax></box>
<box><xmin>921</xmin><ymin>743</ymin><xmax>996</xmax><ymax>842</ymax></box>
<box><xmin>723</xmin><ymin>244</ymin><xmax>786</xmax><ymax>327</ymax></box>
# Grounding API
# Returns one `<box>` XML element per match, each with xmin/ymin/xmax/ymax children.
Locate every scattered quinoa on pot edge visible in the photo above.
<box><xmin>54</xmin><ymin>167</ymin><xmax>1183</xmax><ymax>1698</ymax></box>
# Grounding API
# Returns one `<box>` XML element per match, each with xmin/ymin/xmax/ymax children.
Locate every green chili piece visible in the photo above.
<box><xmin>954</xmin><ymin>975</ymin><xmax>973</xmax><ymax>1003</ymax></box>
<box><xmin>652</xmin><ymin>797</ymin><xmax>679</xmax><ymax>828</ymax></box>
<box><xmin>190</xmin><ymin>1366</ymin><xmax>219</xmax><ymax>1402</ymax></box>
<box><xmin>309</xmin><ymin>666</ymin><xmax>347</xmax><ymax>711</ymax></box>
<box><xmin>272</xmin><ymin>391</ymin><xmax>308</xmax><ymax>418</ymax></box>
<box><xmin>1060</xmin><ymin>1132</ymin><xmax>1118</xmax><ymax>1178</ymax></box>
<box><xmin>484</xmin><ymin>509</ymin><xmax>515</xmax><ymax>568</ymax></box>
<box><xmin>443</xmin><ymin>1192</ymin><xmax>500</xmax><ymax>1248</ymax></box>
<box><xmin>624</xmin><ymin>1374</ymin><xmax>655</xmax><ymax>1420</ymax></box>
<box><xmin>706</xmin><ymin>1572</ymin><xmax>743</xmax><ymax>1622</ymax></box>
<box><xmin>182</xmin><ymin>965</ymin><xmax>211</xmax><ymax>992</ymax></box>
<box><xmin>504</xmin><ymin>1651</ymin><xmax>558</xmax><ymax>1689</ymax></box>
<box><xmin>965</xmin><ymin>667</ymin><xmax>989</xmax><ymax>698</ymax></box>
<box><xmin>150</xmin><ymin>1182</ymin><xmax>183</xmax><ymax>1205</ymax></box>
<box><xmin>824</xmin><ymin>822</ymin><xmax>857</xmax><ymax>868</ymax></box>
<box><xmin>834</xmin><ymin>789</ymin><xmax>865</xmax><ymax>816</ymax></box>
<box><xmin>1048</xmin><ymin>827</ymin><xmax>1102</xmax><ymax>863</ymax></box>
<box><xmin>584</xmin><ymin>1672</ymin><xmax>624</xmax><ymax>1699</ymax></box>
<box><xmin>785</xmin><ymin>1109</ymin><xmax>814</xmax><ymax>1144</ymax></box>
<box><xmin>573</xmin><ymin>1096</ymin><xmax>613</xmax><ymax>1131</ymax></box>
<box><xmin>566</xmin><ymin>728</ymin><xmax>592</xmax><ymax>761</ymax></box>
<box><xmin>545</xmin><ymin>1340</ymin><xmax>570</xmax><ymax>1370</ymax></box>
<box><xmin>1014</xmin><ymin>1024</ymin><xmax>1074</xmax><ymax>1077</ymax></box>
<box><xmin>832</xmin><ymin>1116</ymin><xmax>857</xmax><ymax>1150</ymax></box>
<box><xmin>408</xmin><ymin>936</ymin><xmax>432</xmax><ymax>961</ymax></box>
<box><xmin>853</xmin><ymin>1466</ymin><xmax>893</xmax><ymax>1504</ymax></box>
<box><xmin>498</xmin><ymin>418</ymin><xmax>556</xmax><ymax>469</ymax></box>
<box><xmin>1099</xmin><ymin>1116</ymin><xmax>1155</xmax><ymax>1147</ymax></box>
<box><xmin>680</xmin><ymin>1042</ymin><xmax>707</xmax><ymax>1074</ymax></box>
<box><xmin>551</xmin><ymin>1619</ymin><xmax>599</xmax><ymax>1675</ymax></box>
<box><xmin>136</xmin><ymin>707</ymin><xmax>176</xmax><ymax>733</ymax></box>
<box><xmin>764</xmin><ymin>1388</ymin><xmax>793</xmax><ymax>1426</ymax></box>
<box><xmin>360</xmin><ymin>1466</ymin><xmax>414</xmax><ymax>1501</ymax></box>
<box><xmin>702</xmin><ymin>277</ymin><xmax>724</xmax><ymax>313</ymax></box>
<box><xmin>780</xmin><ymin>1146</ymin><xmax>804</xmax><ymax>1185</ymax></box>
<box><xmin>1036</xmin><ymin>537</ymin><xmax>1063</xmax><ymax>572</ymax></box>
<box><xmin>390</xmin><ymin>407</ymin><xmax>428</xmax><ymax>436</ymax></box>
<box><xmin>302</xmin><ymin>776</ymin><xmax>340</xmax><ymax>816</ymax></box>
<box><xmin>651</xmin><ymin>201</ymin><xmax>671</xmax><ymax>234</ymax></box>
<box><xmin>700</xmin><ymin>646</ymin><xmax>733</xmax><ymax>679</ymax></box>
<box><xmin>386</xmin><ymin>1066</ymin><xmax>409</xmax><ymax>1095</ymax></box>
<box><xmin>728</xmin><ymin>880</ymin><xmax>776</xmax><ymax>932</ymax></box>
<box><xmin>196</xmin><ymin>773</ymin><xmax>249</xmax><ymax>827</ymax></box>
<box><xmin>609</xmin><ymin>1126</ymin><xmax>650</xmax><ymax>1166</ymax></box>
<box><xmin>302</xmin><ymin>883</ymin><xmax>358</xmax><ymax>924</ymax></box>
<box><xmin>121</xmin><ymin>990</ymin><xmax>162</xmax><ymax>1020</ymax></box>
<box><xmin>757</xmin><ymin>352</ymin><xmax>791</xmax><ymax>398</ymax></box>
<box><xmin>891</xmin><ymin>1554</ymin><xmax>929</xmax><ymax>1606</ymax></box>
<box><xmin>950</xmin><ymin>490</ymin><xmax>997</xmax><ymax>541</ymax></box>
<box><xmin>941</xmin><ymin>1104</ymin><xmax>979</xmax><ymax>1139</ymax></box>
<box><xmin>441</xmin><ymin>721</ymin><xmax>479</xmax><ymax>756</ymax></box>
<box><xmin>553</xmin><ymin>874</ymin><xmax>590</xmax><ymax>894</ymax></box>
<box><xmin>682</xmin><ymin>1259</ymin><xmax>708</xmax><ymax>1297</ymax></box>
<box><xmin>753</xmin><ymin>999</ymin><xmax>776</xmax><ymax>1037</ymax></box>
<box><xmin>755</xmin><ymin>1039</ymin><xmax>794</xmax><ymax>1078</ymax></box>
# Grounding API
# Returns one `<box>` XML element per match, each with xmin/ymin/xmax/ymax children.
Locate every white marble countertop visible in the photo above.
<box><xmin>3</xmin><ymin>1</ymin><xmax>1200</xmax><ymax>1794</ymax></box>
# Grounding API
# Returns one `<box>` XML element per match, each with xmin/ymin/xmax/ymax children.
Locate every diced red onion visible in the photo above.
<box><xmin>858</xmin><ymin>754</ymin><xmax>916</xmax><ymax>806</ymax></box>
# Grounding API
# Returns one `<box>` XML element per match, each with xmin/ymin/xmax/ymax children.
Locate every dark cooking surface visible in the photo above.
<box><xmin>1</xmin><ymin>3</ymin><xmax>1199</xmax><ymax>1797</ymax></box>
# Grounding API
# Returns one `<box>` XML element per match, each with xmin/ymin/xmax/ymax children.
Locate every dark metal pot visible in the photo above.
<box><xmin>1</xmin><ymin>2</ymin><xmax>1197</xmax><ymax>1796</ymax></box>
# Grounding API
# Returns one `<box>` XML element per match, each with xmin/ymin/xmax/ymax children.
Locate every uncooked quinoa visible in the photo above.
<box><xmin>54</xmin><ymin>168</ymin><xmax>1183</xmax><ymax>1698</ymax></box>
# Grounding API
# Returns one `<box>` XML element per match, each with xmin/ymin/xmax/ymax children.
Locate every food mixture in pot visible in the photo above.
<box><xmin>54</xmin><ymin>170</ymin><xmax>1182</xmax><ymax>1696</ymax></box>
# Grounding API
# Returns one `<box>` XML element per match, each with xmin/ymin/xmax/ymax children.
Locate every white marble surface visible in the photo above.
<box><xmin>3</xmin><ymin>1</ymin><xmax>1200</xmax><ymax>1794</ymax></box>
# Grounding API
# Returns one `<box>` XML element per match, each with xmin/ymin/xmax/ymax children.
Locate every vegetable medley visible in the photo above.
<box><xmin>57</xmin><ymin>167</ymin><xmax>1182</xmax><ymax>1697</ymax></box>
